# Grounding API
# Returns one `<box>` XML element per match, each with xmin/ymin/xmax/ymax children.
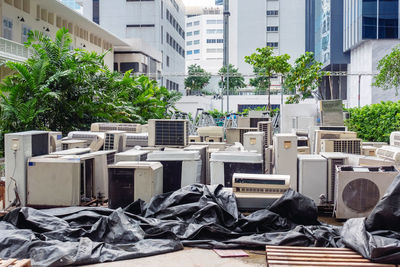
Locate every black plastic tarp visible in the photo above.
<box><xmin>1</xmin><ymin>177</ymin><xmax>400</xmax><ymax>266</ymax></box>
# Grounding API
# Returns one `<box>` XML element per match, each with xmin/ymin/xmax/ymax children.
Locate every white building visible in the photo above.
<box><xmin>185</xmin><ymin>5</ymin><xmax>223</xmax><ymax>93</ymax></box>
<box><xmin>81</xmin><ymin>0</ymin><xmax>186</xmax><ymax>92</ymax></box>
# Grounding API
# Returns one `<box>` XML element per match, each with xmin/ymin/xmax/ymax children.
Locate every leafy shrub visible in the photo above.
<box><xmin>345</xmin><ymin>101</ymin><xmax>400</xmax><ymax>142</ymax></box>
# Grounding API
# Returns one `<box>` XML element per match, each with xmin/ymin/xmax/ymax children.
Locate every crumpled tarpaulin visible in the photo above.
<box><xmin>1</xmin><ymin>176</ymin><xmax>400</xmax><ymax>266</ymax></box>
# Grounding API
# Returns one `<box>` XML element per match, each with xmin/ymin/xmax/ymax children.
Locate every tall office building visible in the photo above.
<box><xmin>60</xmin><ymin>0</ymin><xmax>82</xmax><ymax>12</ymax></box>
<box><xmin>185</xmin><ymin>6</ymin><xmax>223</xmax><ymax>93</ymax></box>
<box><xmin>215</xmin><ymin>0</ymin><xmax>223</xmax><ymax>5</ymax></box>
<box><xmin>81</xmin><ymin>0</ymin><xmax>185</xmax><ymax>92</ymax></box>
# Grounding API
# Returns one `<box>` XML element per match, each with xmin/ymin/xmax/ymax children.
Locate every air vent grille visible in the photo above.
<box><xmin>105</xmin><ymin>133</ymin><xmax>115</xmax><ymax>150</ymax></box>
<box><xmin>235</xmin><ymin>187</ymin><xmax>287</xmax><ymax>193</ymax></box>
<box><xmin>155</xmin><ymin>120</ymin><xmax>188</xmax><ymax>146</ymax></box>
<box><xmin>239</xmin><ymin>128</ymin><xmax>257</xmax><ymax>144</ymax></box>
<box><xmin>258</xmin><ymin>121</ymin><xmax>272</xmax><ymax>146</ymax></box>
<box><xmin>330</xmin><ymin>158</ymin><xmax>344</xmax><ymax>202</ymax></box>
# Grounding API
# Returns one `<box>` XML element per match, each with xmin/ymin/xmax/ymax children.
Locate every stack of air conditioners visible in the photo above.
<box><xmin>273</xmin><ymin>134</ymin><xmax>298</xmax><ymax>190</ymax></box>
<box><xmin>226</xmin><ymin>128</ymin><xmax>258</xmax><ymax>144</ymax></box>
<box><xmin>125</xmin><ymin>133</ymin><xmax>148</xmax><ymax>148</ymax></box>
<box><xmin>232</xmin><ymin>173</ymin><xmax>290</xmax><ymax>211</ymax></box>
<box><xmin>91</xmin><ymin>122</ymin><xmax>142</xmax><ymax>133</ymax></box>
<box><xmin>309</xmin><ymin>126</ymin><xmax>347</xmax><ymax>154</ymax></box>
<box><xmin>314</xmin><ymin>130</ymin><xmax>360</xmax><ymax>154</ymax></box>
<box><xmin>5</xmin><ymin>131</ymin><xmax>49</xmax><ymax>207</ymax></box>
<box><xmin>108</xmin><ymin>161</ymin><xmax>163</xmax><ymax>208</ymax></box>
<box><xmin>87</xmin><ymin>150</ymin><xmax>116</xmax><ymax>200</ymax></box>
<box><xmin>320</xmin><ymin>152</ymin><xmax>348</xmax><ymax>204</ymax></box>
<box><xmin>61</xmin><ymin>139</ymin><xmax>87</xmax><ymax>150</ymax></box>
<box><xmin>297</xmin><ymin>155</ymin><xmax>327</xmax><ymax>204</ymax></box>
<box><xmin>147</xmin><ymin>150</ymin><xmax>201</xmax><ymax>192</ymax></box>
<box><xmin>114</xmin><ymin>149</ymin><xmax>150</xmax><ymax>162</ymax></box>
<box><xmin>49</xmin><ymin>131</ymin><xmax>63</xmax><ymax>153</ymax></box>
<box><xmin>210</xmin><ymin>151</ymin><xmax>263</xmax><ymax>187</ymax></box>
<box><xmin>334</xmin><ymin>165</ymin><xmax>398</xmax><ymax>219</ymax></box>
<box><xmin>104</xmin><ymin>131</ymin><xmax>127</xmax><ymax>153</ymax></box>
<box><xmin>66</xmin><ymin>131</ymin><xmax>105</xmax><ymax>152</ymax></box>
<box><xmin>148</xmin><ymin>119</ymin><xmax>189</xmax><ymax>147</ymax></box>
<box><xmin>197</xmin><ymin>126</ymin><xmax>224</xmax><ymax>143</ymax></box>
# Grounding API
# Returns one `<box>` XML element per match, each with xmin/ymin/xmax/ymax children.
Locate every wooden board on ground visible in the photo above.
<box><xmin>266</xmin><ymin>246</ymin><xmax>397</xmax><ymax>267</ymax></box>
<box><xmin>0</xmin><ymin>258</ymin><xmax>31</xmax><ymax>267</ymax></box>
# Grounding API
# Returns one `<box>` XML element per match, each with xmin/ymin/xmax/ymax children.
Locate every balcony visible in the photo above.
<box><xmin>0</xmin><ymin>37</ymin><xmax>31</xmax><ymax>63</ymax></box>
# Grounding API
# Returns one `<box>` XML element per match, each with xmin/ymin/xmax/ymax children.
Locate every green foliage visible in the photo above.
<box><xmin>345</xmin><ymin>101</ymin><xmax>400</xmax><ymax>142</ymax></box>
<box><xmin>184</xmin><ymin>64</ymin><xmax>211</xmax><ymax>95</ymax></box>
<box><xmin>208</xmin><ymin>109</ymin><xmax>228</xmax><ymax>119</ymax></box>
<box><xmin>218</xmin><ymin>64</ymin><xmax>246</xmax><ymax>95</ymax></box>
<box><xmin>0</xmin><ymin>28</ymin><xmax>181</xmax><ymax>150</ymax></box>
<box><xmin>373</xmin><ymin>45</ymin><xmax>400</xmax><ymax>93</ymax></box>
<box><xmin>284</xmin><ymin>52</ymin><xmax>326</xmax><ymax>104</ymax></box>
<box><xmin>249</xmin><ymin>67</ymin><xmax>269</xmax><ymax>95</ymax></box>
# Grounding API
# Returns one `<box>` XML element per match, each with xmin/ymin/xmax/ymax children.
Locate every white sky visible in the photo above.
<box><xmin>182</xmin><ymin>0</ymin><xmax>215</xmax><ymax>7</ymax></box>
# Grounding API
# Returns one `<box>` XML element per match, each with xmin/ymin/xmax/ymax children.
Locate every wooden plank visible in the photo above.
<box><xmin>13</xmin><ymin>259</ymin><xmax>31</xmax><ymax>267</ymax></box>
<box><xmin>266</xmin><ymin>246</ymin><xmax>354</xmax><ymax>251</ymax></box>
<box><xmin>267</xmin><ymin>256</ymin><xmax>370</xmax><ymax>262</ymax></box>
<box><xmin>266</xmin><ymin>249</ymin><xmax>359</xmax><ymax>255</ymax></box>
<box><xmin>267</xmin><ymin>252</ymin><xmax>364</xmax><ymax>259</ymax></box>
<box><xmin>1</xmin><ymin>259</ymin><xmax>17</xmax><ymax>267</ymax></box>
<box><xmin>267</xmin><ymin>260</ymin><xmax>396</xmax><ymax>267</ymax></box>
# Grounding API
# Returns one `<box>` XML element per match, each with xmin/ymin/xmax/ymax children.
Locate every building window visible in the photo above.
<box><xmin>187</xmin><ymin>31</ymin><xmax>192</xmax><ymax>36</ymax></box>
<box><xmin>186</xmin><ymin>22</ymin><xmax>192</xmax><ymax>27</ymax></box>
<box><xmin>166</xmin><ymin>56</ymin><xmax>170</xmax><ymax>67</ymax></box>
<box><xmin>362</xmin><ymin>0</ymin><xmax>377</xmax><ymax>39</ymax></box>
<box><xmin>194</xmin><ymin>21</ymin><xmax>200</xmax><ymax>26</ymax></box>
<box><xmin>93</xmin><ymin>0</ymin><xmax>99</xmax><ymax>24</ymax></box>
<box><xmin>161</xmin><ymin>26</ymin><xmax>163</xmax><ymax>44</ymax></box>
<box><xmin>161</xmin><ymin>1</ymin><xmax>163</xmax><ymax>19</ymax></box>
<box><xmin>194</xmin><ymin>30</ymin><xmax>200</xmax><ymax>35</ymax></box>
<box><xmin>266</xmin><ymin>10</ymin><xmax>278</xmax><ymax>16</ymax></box>
<box><xmin>378</xmin><ymin>0</ymin><xmax>398</xmax><ymax>38</ymax></box>
<box><xmin>187</xmin><ymin>50</ymin><xmax>192</xmax><ymax>55</ymax></box>
<box><xmin>187</xmin><ymin>41</ymin><xmax>192</xmax><ymax>45</ymax></box>
<box><xmin>194</xmin><ymin>39</ymin><xmax>200</xmax><ymax>45</ymax></box>
<box><xmin>120</xmin><ymin>62</ymin><xmax>139</xmax><ymax>73</ymax></box>
<box><xmin>21</xmin><ymin>25</ymin><xmax>31</xmax><ymax>43</ymax></box>
<box><xmin>2</xmin><ymin>17</ymin><xmax>13</xmax><ymax>40</ymax></box>
<box><xmin>267</xmin><ymin>42</ymin><xmax>278</xmax><ymax>47</ymax></box>
<box><xmin>194</xmin><ymin>49</ymin><xmax>200</xmax><ymax>54</ymax></box>
<box><xmin>267</xmin><ymin>26</ymin><xmax>279</xmax><ymax>32</ymax></box>
<box><xmin>207</xmin><ymin>19</ymin><xmax>216</xmax><ymax>24</ymax></box>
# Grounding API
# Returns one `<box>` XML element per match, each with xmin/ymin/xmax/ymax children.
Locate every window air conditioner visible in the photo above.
<box><xmin>197</xmin><ymin>126</ymin><xmax>224</xmax><ymax>140</ymax></box>
<box><xmin>184</xmin><ymin>145</ymin><xmax>208</xmax><ymax>184</ymax></box>
<box><xmin>320</xmin><ymin>138</ymin><xmax>362</xmax><ymax>154</ymax></box>
<box><xmin>273</xmin><ymin>134</ymin><xmax>298</xmax><ymax>190</ymax></box>
<box><xmin>309</xmin><ymin>126</ymin><xmax>348</xmax><ymax>153</ymax></box>
<box><xmin>297</xmin><ymin>155</ymin><xmax>327</xmax><ymax>204</ymax></box>
<box><xmin>335</xmin><ymin>165</ymin><xmax>399</xmax><ymax>219</ymax></box>
<box><xmin>390</xmin><ymin>131</ymin><xmax>400</xmax><ymax>147</ymax></box>
<box><xmin>189</xmin><ymin>135</ymin><xmax>202</xmax><ymax>143</ymax></box>
<box><xmin>148</xmin><ymin>119</ymin><xmax>189</xmax><ymax>147</ymax></box>
<box><xmin>314</xmin><ymin>130</ymin><xmax>357</xmax><ymax>154</ymax></box>
<box><xmin>108</xmin><ymin>161</ymin><xmax>163</xmax><ymax>208</ymax></box>
<box><xmin>62</xmin><ymin>139</ymin><xmax>87</xmax><ymax>150</ymax></box>
<box><xmin>125</xmin><ymin>133</ymin><xmax>148</xmax><ymax>148</ymax></box>
<box><xmin>104</xmin><ymin>131</ymin><xmax>127</xmax><ymax>153</ymax></box>
<box><xmin>91</xmin><ymin>122</ymin><xmax>142</xmax><ymax>133</ymax></box>
<box><xmin>232</xmin><ymin>173</ymin><xmax>290</xmax><ymax>211</ymax></box>
<box><xmin>67</xmin><ymin>131</ymin><xmax>105</xmax><ymax>146</ymax></box>
<box><xmin>115</xmin><ymin>149</ymin><xmax>150</xmax><ymax>162</ymax></box>
<box><xmin>376</xmin><ymin>145</ymin><xmax>400</xmax><ymax>162</ymax></box>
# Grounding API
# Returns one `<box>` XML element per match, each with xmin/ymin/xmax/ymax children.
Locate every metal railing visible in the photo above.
<box><xmin>0</xmin><ymin>37</ymin><xmax>31</xmax><ymax>62</ymax></box>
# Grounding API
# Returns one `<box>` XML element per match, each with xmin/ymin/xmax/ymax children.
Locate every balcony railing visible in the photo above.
<box><xmin>0</xmin><ymin>37</ymin><xmax>31</xmax><ymax>62</ymax></box>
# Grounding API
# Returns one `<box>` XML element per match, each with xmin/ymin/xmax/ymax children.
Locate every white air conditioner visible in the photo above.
<box><xmin>320</xmin><ymin>138</ymin><xmax>362</xmax><ymax>154</ymax></box>
<box><xmin>49</xmin><ymin>131</ymin><xmax>62</xmax><ymax>153</ymax></box>
<box><xmin>91</xmin><ymin>122</ymin><xmax>142</xmax><ymax>133</ymax></box>
<box><xmin>86</xmin><ymin>150</ymin><xmax>116</xmax><ymax>199</ymax></box>
<box><xmin>335</xmin><ymin>165</ymin><xmax>399</xmax><ymax>219</ymax></box>
<box><xmin>148</xmin><ymin>119</ymin><xmax>189</xmax><ymax>147</ymax></box>
<box><xmin>232</xmin><ymin>173</ymin><xmax>289</xmax><ymax>211</ymax></box>
<box><xmin>257</xmin><ymin>121</ymin><xmax>272</xmax><ymax>147</ymax></box>
<box><xmin>108</xmin><ymin>161</ymin><xmax>163</xmax><ymax>208</ymax></box>
<box><xmin>115</xmin><ymin>149</ymin><xmax>150</xmax><ymax>162</ymax></box>
<box><xmin>237</xmin><ymin>117</ymin><xmax>269</xmax><ymax>128</ymax></box>
<box><xmin>141</xmin><ymin>124</ymin><xmax>148</xmax><ymax>133</ymax></box>
<box><xmin>125</xmin><ymin>133</ymin><xmax>148</xmax><ymax>148</ymax></box>
<box><xmin>314</xmin><ymin>130</ymin><xmax>357</xmax><ymax>154</ymax></box>
<box><xmin>205</xmin><ymin>136</ymin><xmax>223</xmax><ymax>142</ymax></box>
<box><xmin>197</xmin><ymin>126</ymin><xmax>224</xmax><ymax>139</ymax></box>
<box><xmin>243</xmin><ymin>132</ymin><xmax>265</xmax><ymax>155</ymax></box>
<box><xmin>376</xmin><ymin>145</ymin><xmax>400</xmax><ymax>162</ymax></box>
<box><xmin>5</xmin><ymin>131</ymin><xmax>49</xmax><ymax>206</ymax></box>
<box><xmin>67</xmin><ymin>131</ymin><xmax>105</xmax><ymax>146</ymax></box>
<box><xmin>27</xmin><ymin>154</ymin><xmax>95</xmax><ymax>207</ymax></box>
<box><xmin>358</xmin><ymin>156</ymin><xmax>395</xmax><ymax>167</ymax></box>
<box><xmin>226</xmin><ymin>128</ymin><xmax>257</xmax><ymax>144</ymax></box>
<box><xmin>104</xmin><ymin>131</ymin><xmax>126</xmax><ymax>153</ymax></box>
<box><xmin>273</xmin><ymin>134</ymin><xmax>298</xmax><ymax>190</ymax></box>
<box><xmin>265</xmin><ymin>146</ymin><xmax>273</xmax><ymax>174</ymax></box>
<box><xmin>62</xmin><ymin>139</ymin><xmax>87</xmax><ymax>150</ymax></box>
<box><xmin>210</xmin><ymin>152</ymin><xmax>263</xmax><ymax>187</ymax></box>
<box><xmin>320</xmin><ymin>152</ymin><xmax>349</xmax><ymax>203</ymax></box>
<box><xmin>189</xmin><ymin>135</ymin><xmax>201</xmax><ymax>143</ymax></box>
<box><xmin>147</xmin><ymin>150</ymin><xmax>202</xmax><ymax>192</ymax></box>
<box><xmin>51</xmin><ymin>148</ymin><xmax>91</xmax><ymax>156</ymax></box>
<box><xmin>184</xmin><ymin>145</ymin><xmax>208</xmax><ymax>184</ymax></box>
<box><xmin>362</xmin><ymin>145</ymin><xmax>377</xmax><ymax>156</ymax></box>
<box><xmin>298</xmin><ymin>155</ymin><xmax>327</xmax><ymax>204</ymax></box>
<box><xmin>309</xmin><ymin>126</ymin><xmax>348</xmax><ymax>153</ymax></box>
<box><xmin>390</xmin><ymin>131</ymin><xmax>400</xmax><ymax>147</ymax></box>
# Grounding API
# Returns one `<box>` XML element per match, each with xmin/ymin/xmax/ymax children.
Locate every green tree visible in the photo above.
<box><xmin>284</xmin><ymin>52</ymin><xmax>326</xmax><ymax>104</ymax></box>
<box><xmin>373</xmin><ymin>45</ymin><xmax>400</xmax><ymax>93</ymax></box>
<box><xmin>218</xmin><ymin>64</ymin><xmax>246</xmax><ymax>95</ymax></box>
<box><xmin>245</xmin><ymin>47</ymin><xmax>290</xmax><ymax>110</ymax></box>
<box><xmin>184</xmin><ymin>64</ymin><xmax>211</xmax><ymax>95</ymax></box>
<box><xmin>249</xmin><ymin>67</ymin><xmax>270</xmax><ymax>95</ymax></box>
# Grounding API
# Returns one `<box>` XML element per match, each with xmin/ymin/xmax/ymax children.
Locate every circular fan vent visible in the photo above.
<box><xmin>342</xmin><ymin>178</ymin><xmax>380</xmax><ymax>212</ymax></box>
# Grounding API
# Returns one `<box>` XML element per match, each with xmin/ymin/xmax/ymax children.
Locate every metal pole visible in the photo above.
<box><xmin>220</xmin><ymin>75</ymin><xmax>224</xmax><ymax>112</ymax></box>
<box><xmin>358</xmin><ymin>74</ymin><xmax>361</xmax><ymax>108</ymax></box>
<box><xmin>223</xmin><ymin>0</ymin><xmax>230</xmax><ymax>112</ymax></box>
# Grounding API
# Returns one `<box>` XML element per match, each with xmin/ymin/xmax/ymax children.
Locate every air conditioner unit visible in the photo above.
<box><xmin>362</xmin><ymin>141</ymin><xmax>387</xmax><ymax>148</ymax></box>
<box><xmin>197</xmin><ymin>126</ymin><xmax>224</xmax><ymax>139</ymax></box>
<box><xmin>205</xmin><ymin>136</ymin><xmax>223</xmax><ymax>142</ymax></box>
<box><xmin>273</xmin><ymin>134</ymin><xmax>298</xmax><ymax>190</ymax></box>
<box><xmin>249</xmin><ymin>110</ymin><xmax>270</xmax><ymax>118</ymax></box>
<box><xmin>320</xmin><ymin>152</ymin><xmax>349</xmax><ymax>203</ymax></box>
<box><xmin>320</xmin><ymin>138</ymin><xmax>362</xmax><ymax>155</ymax></box>
<box><xmin>147</xmin><ymin>150</ymin><xmax>202</xmax><ymax>192</ymax></box>
<box><xmin>206</xmin><ymin>148</ymin><xmax>222</xmax><ymax>184</ymax></box>
<box><xmin>108</xmin><ymin>161</ymin><xmax>163</xmax><ymax>208</ymax></box>
<box><xmin>297</xmin><ymin>136</ymin><xmax>309</xmax><ymax>147</ymax></box>
<box><xmin>309</xmin><ymin>126</ymin><xmax>348</xmax><ymax>153</ymax></box>
<box><xmin>390</xmin><ymin>131</ymin><xmax>400</xmax><ymax>147</ymax></box>
<box><xmin>243</xmin><ymin>132</ymin><xmax>265</xmax><ymax>155</ymax></box>
<box><xmin>359</xmin><ymin>156</ymin><xmax>395</xmax><ymax>167</ymax></box>
<box><xmin>210</xmin><ymin>152</ymin><xmax>263</xmax><ymax>187</ymax></box>
<box><xmin>115</xmin><ymin>149</ymin><xmax>150</xmax><ymax>162</ymax></box>
<box><xmin>67</xmin><ymin>131</ymin><xmax>105</xmax><ymax>146</ymax></box>
<box><xmin>5</xmin><ymin>131</ymin><xmax>49</xmax><ymax>206</ymax></box>
<box><xmin>335</xmin><ymin>165</ymin><xmax>399</xmax><ymax>219</ymax></box>
<box><xmin>232</xmin><ymin>173</ymin><xmax>290</xmax><ymax>211</ymax></box>
<box><xmin>125</xmin><ymin>133</ymin><xmax>148</xmax><ymax>148</ymax></box>
<box><xmin>376</xmin><ymin>145</ymin><xmax>400</xmax><ymax>162</ymax></box>
<box><xmin>148</xmin><ymin>119</ymin><xmax>189</xmax><ymax>147</ymax></box>
<box><xmin>189</xmin><ymin>135</ymin><xmax>201</xmax><ymax>143</ymax></box>
<box><xmin>237</xmin><ymin>117</ymin><xmax>269</xmax><ymax>128</ymax></box>
<box><xmin>265</xmin><ymin>146</ymin><xmax>273</xmax><ymax>174</ymax></box>
<box><xmin>86</xmin><ymin>150</ymin><xmax>116</xmax><ymax>199</ymax></box>
<box><xmin>49</xmin><ymin>131</ymin><xmax>63</xmax><ymax>153</ymax></box>
<box><xmin>362</xmin><ymin>145</ymin><xmax>377</xmax><ymax>156</ymax></box>
<box><xmin>141</xmin><ymin>124</ymin><xmax>148</xmax><ymax>133</ymax></box>
<box><xmin>104</xmin><ymin>131</ymin><xmax>126</xmax><ymax>153</ymax></box>
<box><xmin>226</xmin><ymin>128</ymin><xmax>257</xmax><ymax>144</ymax></box>
<box><xmin>91</xmin><ymin>122</ymin><xmax>142</xmax><ymax>133</ymax></box>
<box><xmin>298</xmin><ymin>155</ymin><xmax>327</xmax><ymax>204</ymax></box>
<box><xmin>191</xmin><ymin>141</ymin><xmax>227</xmax><ymax>150</ymax></box>
<box><xmin>62</xmin><ymin>139</ymin><xmax>87</xmax><ymax>150</ymax></box>
<box><xmin>297</xmin><ymin>147</ymin><xmax>310</xmax><ymax>154</ymax></box>
<box><xmin>314</xmin><ymin>130</ymin><xmax>357</xmax><ymax>154</ymax></box>
<box><xmin>51</xmin><ymin>148</ymin><xmax>91</xmax><ymax>156</ymax></box>
<box><xmin>27</xmin><ymin>154</ymin><xmax>95</xmax><ymax>207</ymax></box>
<box><xmin>184</xmin><ymin>145</ymin><xmax>208</xmax><ymax>184</ymax></box>
<box><xmin>257</xmin><ymin>121</ymin><xmax>272</xmax><ymax>147</ymax></box>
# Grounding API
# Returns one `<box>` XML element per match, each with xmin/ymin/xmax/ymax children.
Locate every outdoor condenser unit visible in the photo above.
<box><xmin>62</xmin><ymin>139</ymin><xmax>87</xmax><ymax>150</ymax></box>
<box><xmin>257</xmin><ymin>121</ymin><xmax>272</xmax><ymax>147</ymax></box>
<box><xmin>5</xmin><ymin>131</ymin><xmax>49</xmax><ymax>207</ymax></box>
<box><xmin>309</xmin><ymin>126</ymin><xmax>348</xmax><ymax>153</ymax></box>
<box><xmin>320</xmin><ymin>152</ymin><xmax>349</xmax><ymax>203</ymax></box>
<box><xmin>320</xmin><ymin>139</ymin><xmax>362</xmax><ymax>155</ymax></box>
<box><xmin>91</xmin><ymin>122</ymin><xmax>142</xmax><ymax>133</ymax></box>
<box><xmin>67</xmin><ymin>131</ymin><xmax>105</xmax><ymax>146</ymax></box>
<box><xmin>376</xmin><ymin>145</ymin><xmax>400</xmax><ymax>163</ymax></box>
<box><xmin>362</xmin><ymin>145</ymin><xmax>377</xmax><ymax>156</ymax></box>
<box><xmin>197</xmin><ymin>126</ymin><xmax>224</xmax><ymax>140</ymax></box>
<box><xmin>273</xmin><ymin>134</ymin><xmax>298</xmax><ymax>191</ymax></box>
<box><xmin>108</xmin><ymin>161</ymin><xmax>163</xmax><ymax>208</ymax></box>
<box><xmin>226</xmin><ymin>128</ymin><xmax>257</xmax><ymax>144</ymax></box>
<box><xmin>148</xmin><ymin>119</ymin><xmax>189</xmax><ymax>147</ymax></box>
<box><xmin>390</xmin><ymin>131</ymin><xmax>400</xmax><ymax>147</ymax></box>
<box><xmin>189</xmin><ymin>135</ymin><xmax>202</xmax><ymax>143</ymax></box>
<box><xmin>210</xmin><ymin>151</ymin><xmax>263</xmax><ymax>187</ymax></box>
<box><xmin>184</xmin><ymin>145</ymin><xmax>208</xmax><ymax>184</ymax></box>
<box><xmin>104</xmin><ymin>131</ymin><xmax>127</xmax><ymax>153</ymax></box>
<box><xmin>232</xmin><ymin>173</ymin><xmax>290</xmax><ymax>211</ymax></box>
<box><xmin>237</xmin><ymin>117</ymin><xmax>269</xmax><ymax>128</ymax></box>
<box><xmin>335</xmin><ymin>165</ymin><xmax>399</xmax><ymax>219</ymax></box>
<box><xmin>125</xmin><ymin>133</ymin><xmax>148</xmax><ymax>148</ymax></box>
<box><xmin>49</xmin><ymin>131</ymin><xmax>63</xmax><ymax>153</ymax></box>
<box><xmin>147</xmin><ymin>150</ymin><xmax>202</xmax><ymax>192</ymax></box>
<box><xmin>51</xmin><ymin>148</ymin><xmax>91</xmax><ymax>156</ymax></box>
<box><xmin>243</xmin><ymin>132</ymin><xmax>265</xmax><ymax>155</ymax></box>
<box><xmin>297</xmin><ymin>155</ymin><xmax>327</xmax><ymax>204</ymax></box>
<box><xmin>265</xmin><ymin>146</ymin><xmax>273</xmax><ymax>174</ymax></box>
<box><xmin>115</xmin><ymin>149</ymin><xmax>150</xmax><ymax>162</ymax></box>
<box><xmin>314</xmin><ymin>130</ymin><xmax>357</xmax><ymax>154</ymax></box>
<box><xmin>27</xmin><ymin>154</ymin><xmax>95</xmax><ymax>207</ymax></box>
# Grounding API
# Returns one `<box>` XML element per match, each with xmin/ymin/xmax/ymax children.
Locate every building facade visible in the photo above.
<box><xmin>185</xmin><ymin>6</ymin><xmax>223</xmax><ymax>93</ymax></box>
<box><xmin>81</xmin><ymin>0</ymin><xmax>185</xmax><ymax>92</ymax></box>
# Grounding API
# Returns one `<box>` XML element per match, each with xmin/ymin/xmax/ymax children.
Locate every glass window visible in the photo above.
<box><xmin>194</xmin><ymin>49</ymin><xmax>200</xmax><ymax>54</ymax></box>
<box><xmin>21</xmin><ymin>25</ymin><xmax>31</xmax><ymax>43</ymax></box>
<box><xmin>186</xmin><ymin>22</ymin><xmax>192</xmax><ymax>27</ymax></box>
<box><xmin>207</xmin><ymin>19</ymin><xmax>216</xmax><ymax>24</ymax></box>
<box><xmin>93</xmin><ymin>0</ymin><xmax>99</xmax><ymax>24</ymax></box>
<box><xmin>2</xmin><ymin>17</ymin><xmax>13</xmax><ymax>40</ymax></box>
<box><xmin>267</xmin><ymin>42</ymin><xmax>278</xmax><ymax>47</ymax></box>
<box><xmin>194</xmin><ymin>40</ymin><xmax>200</xmax><ymax>44</ymax></box>
<box><xmin>267</xmin><ymin>10</ymin><xmax>278</xmax><ymax>16</ymax></box>
<box><xmin>379</xmin><ymin>0</ymin><xmax>398</xmax><ymax>38</ymax></box>
<box><xmin>216</xmin><ymin>29</ymin><xmax>223</xmax><ymax>33</ymax></box>
<box><xmin>206</xmin><ymin>29</ymin><xmax>215</xmax><ymax>34</ymax></box>
<box><xmin>217</xmin><ymin>20</ymin><xmax>223</xmax><ymax>24</ymax></box>
<box><xmin>187</xmin><ymin>31</ymin><xmax>192</xmax><ymax>36</ymax></box>
<box><xmin>187</xmin><ymin>41</ymin><xmax>192</xmax><ymax>45</ymax></box>
<box><xmin>194</xmin><ymin>30</ymin><xmax>200</xmax><ymax>35</ymax></box>
<box><xmin>217</xmin><ymin>39</ymin><xmax>223</xmax><ymax>43</ymax></box>
<box><xmin>362</xmin><ymin>0</ymin><xmax>377</xmax><ymax>39</ymax></box>
<box><xmin>194</xmin><ymin>21</ymin><xmax>200</xmax><ymax>26</ymax></box>
<box><xmin>120</xmin><ymin>62</ymin><xmax>139</xmax><ymax>73</ymax></box>
<box><xmin>187</xmin><ymin>50</ymin><xmax>192</xmax><ymax>55</ymax></box>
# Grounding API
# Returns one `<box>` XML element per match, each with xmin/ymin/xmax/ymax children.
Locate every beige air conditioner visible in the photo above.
<box><xmin>67</xmin><ymin>131</ymin><xmax>105</xmax><ymax>146</ymax></box>
<box><xmin>49</xmin><ymin>131</ymin><xmax>63</xmax><ymax>153</ymax></box>
<box><xmin>148</xmin><ymin>119</ymin><xmax>189</xmax><ymax>147</ymax></box>
<box><xmin>104</xmin><ymin>131</ymin><xmax>126</xmax><ymax>153</ymax></box>
<box><xmin>226</xmin><ymin>128</ymin><xmax>257</xmax><ymax>144</ymax></box>
<box><xmin>197</xmin><ymin>126</ymin><xmax>224</xmax><ymax>139</ymax></box>
<box><xmin>257</xmin><ymin>121</ymin><xmax>272</xmax><ymax>147</ymax></box>
<box><xmin>320</xmin><ymin>138</ymin><xmax>362</xmax><ymax>154</ymax></box>
<box><xmin>61</xmin><ymin>139</ymin><xmax>87</xmax><ymax>150</ymax></box>
<box><xmin>91</xmin><ymin>122</ymin><xmax>142</xmax><ymax>133</ymax></box>
<box><xmin>314</xmin><ymin>130</ymin><xmax>357</xmax><ymax>154</ymax></box>
<box><xmin>390</xmin><ymin>131</ymin><xmax>400</xmax><ymax>147</ymax></box>
<box><xmin>362</xmin><ymin>145</ymin><xmax>377</xmax><ymax>156</ymax></box>
<box><xmin>376</xmin><ymin>145</ymin><xmax>400</xmax><ymax>162</ymax></box>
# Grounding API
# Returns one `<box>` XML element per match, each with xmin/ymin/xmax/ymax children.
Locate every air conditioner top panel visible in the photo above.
<box><xmin>320</xmin><ymin>152</ymin><xmax>349</xmax><ymax>159</ymax></box>
<box><xmin>51</xmin><ymin>148</ymin><xmax>91</xmax><ymax>155</ymax></box>
<box><xmin>184</xmin><ymin>145</ymin><xmax>209</xmax><ymax>150</ymax></box>
<box><xmin>147</xmin><ymin>151</ymin><xmax>201</xmax><ymax>161</ymax></box>
<box><xmin>116</xmin><ymin>149</ymin><xmax>149</xmax><ymax>157</ymax></box>
<box><xmin>68</xmin><ymin>131</ymin><xmax>105</xmax><ymax>139</ymax></box>
<box><xmin>87</xmin><ymin>150</ymin><xmax>116</xmax><ymax>156</ymax></box>
<box><xmin>61</xmin><ymin>139</ymin><xmax>87</xmax><ymax>144</ymax></box>
<box><xmin>125</xmin><ymin>133</ymin><xmax>148</xmax><ymax>137</ymax></box>
<box><xmin>232</xmin><ymin>173</ymin><xmax>290</xmax><ymax>180</ymax></box>
<box><xmin>5</xmin><ymin>130</ymin><xmax>48</xmax><ymax>136</ymax></box>
<box><xmin>297</xmin><ymin>154</ymin><xmax>326</xmax><ymax>161</ymax></box>
<box><xmin>210</xmin><ymin>152</ymin><xmax>263</xmax><ymax>163</ymax></box>
<box><xmin>108</xmin><ymin>161</ymin><xmax>163</xmax><ymax>170</ymax></box>
<box><xmin>105</xmin><ymin>130</ymin><xmax>127</xmax><ymax>134</ymax></box>
<box><xmin>337</xmin><ymin>165</ymin><xmax>398</xmax><ymax>173</ymax></box>
<box><xmin>28</xmin><ymin>156</ymin><xmax>81</xmax><ymax>164</ymax></box>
